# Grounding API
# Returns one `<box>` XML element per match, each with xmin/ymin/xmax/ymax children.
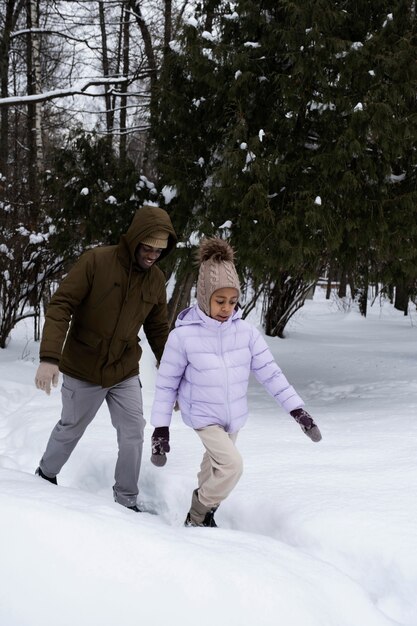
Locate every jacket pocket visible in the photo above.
<box><xmin>120</xmin><ymin>337</ymin><xmax>142</xmax><ymax>377</ymax></box>
<box><xmin>91</xmin><ymin>282</ymin><xmax>121</xmax><ymax>309</ymax></box>
<box><xmin>71</xmin><ymin>325</ymin><xmax>102</xmax><ymax>349</ymax></box>
<box><xmin>61</xmin><ymin>326</ymin><xmax>102</xmax><ymax>379</ymax></box>
<box><xmin>143</xmin><ymin>293</ymin><xmax>158</xmax><ymax>305</ymax></box>
<box><xmin>140</xmin><ymin>293</ymin><xmax>159</xmax><ymax>320</ymax></box>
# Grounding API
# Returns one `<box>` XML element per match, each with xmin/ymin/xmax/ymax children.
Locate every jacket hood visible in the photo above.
<box><xmin>175</xmin><ymin>303</ymin><xmax>242</xmax><ymax>329</ymax></box>
<box><xmin>119</xmin><ymin>204</ymin><xmax>177</xmax><ymax>265</ymax></box>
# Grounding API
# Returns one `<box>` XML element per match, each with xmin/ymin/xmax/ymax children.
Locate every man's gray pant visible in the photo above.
<box><xmin>39</xmin><ymin>374</ymin><xmax>145</xmax><ymax>507</ymax></box>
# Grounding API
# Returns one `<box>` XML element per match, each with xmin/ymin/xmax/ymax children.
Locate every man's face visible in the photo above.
<box><xmin>135</xmin><ymin>244</ymin><xmax>163</xmax><ymax>270</ymax></box>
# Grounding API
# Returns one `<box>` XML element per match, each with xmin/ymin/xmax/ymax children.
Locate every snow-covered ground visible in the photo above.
<box><xmin>1</xmin><ymin>289</ymin><xmax>416</xmax><ymax>626</ymax></box>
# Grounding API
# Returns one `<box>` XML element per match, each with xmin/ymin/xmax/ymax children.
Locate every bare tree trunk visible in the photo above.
<box><xmin>0</xmin><ymin>0</ymin><xmax>25</xmax><ymax>176</ymax></box>
<box><xmin>0</xmin><ymin>0</ymin><xmax>15</xmax><ymax>174</ymax></box>
<box><xmin>111</xmin><ymin>3</ymin><xmax>124</xmax><ymax>124</ymax></box>
<box><xmin>394</xmin><ymin>278</ymin><xmax>409</xmax><ymax>315</ymax></box>
<box><xmin>204</xmin><ymin>0</ymin><xmax>218</xmax><ymax>31</ymax></box>
<box><xmin>338</xmin><ymin>272</ymin><xmax>347</xmax><ymax>298</ymax></box>
<box><xmin>26</xmin><ymin>0</ymin><xmax>43</xmax><ymax>206</ymax></box>
<box><xmin>31</xmin><ymin>0</ymin><xmax>42</xmax><ymax>171</ymax></box>
<box><xmin>325</xmin><ymin>271</ymin><xmax>332</xmax><ymax>299</ymax></box>
<box><xmin>163</xmin><ymin>0</ymin><xmax>172</xmax><ymax>55</ymax></box>
<box><xmin>128</xmin><ymin>0</ymin><xmax>157</xmax><ymax>87</ymax></box>
<box><xmin>119</xmin><ymin>2</ymin><xmax>130</xmax><ymax>162</ymax></box>
<box><xmin>98</xmin><ymin>0</ymin><xmax>114</xmax><ymax>144</ymax></box>
<box><xmin>358</xmin><ymin>268</ymin><xmax>369</xmax><ymax>317</ymax></box>
<box><xmin>240</xmin><ymin>284</ymin><xmax>265</xmax><ymax>319</ymax></box>
<box><xmin>167</xmin><ymin>272</ymin><xmax>195</xmax><ymax>330</ymax></box>
<box><xmin>348</xmin><ymin>272</ymin><xmax>356</xmax><ymax>300</ymax></box>
<box><xmin>264</xmin><ymin>274</ymin><xmax>314</xmax><ymax>338</ymax></box>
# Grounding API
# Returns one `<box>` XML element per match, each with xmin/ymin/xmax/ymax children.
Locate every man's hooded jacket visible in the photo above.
<box><xmin>40</xmin><ymin>205</ymin><xmax>177</xmax><ymax>387</ymax></box>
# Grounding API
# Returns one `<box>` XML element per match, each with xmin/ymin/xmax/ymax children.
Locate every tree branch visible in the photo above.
<box><xmin>0</xmin><ymin>75</ymin><xmax>152</xmax><ymax>107</ymax></box>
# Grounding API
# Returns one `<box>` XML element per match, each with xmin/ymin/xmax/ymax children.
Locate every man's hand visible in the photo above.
<box><xmin>35</xmin><ymin>362</ymin><xmax>60</xmax><ymax>395</ymax></box>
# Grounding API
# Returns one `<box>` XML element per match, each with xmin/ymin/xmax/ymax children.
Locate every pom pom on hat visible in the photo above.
<box><xmin>140</xmin><ymin>231</ymin><xmax>169</xmax><ymax>249</ymax></box>
<box><xmin>197</xmin><ymin>238</ymin><xmax>240</xmax><ymax>315</ymax></box>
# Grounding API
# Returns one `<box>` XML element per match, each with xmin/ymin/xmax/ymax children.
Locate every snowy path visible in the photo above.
<box><xmin>1</xmin><ymin>295</ymin><xmax>416</xmax><ymax>626</ymax></box>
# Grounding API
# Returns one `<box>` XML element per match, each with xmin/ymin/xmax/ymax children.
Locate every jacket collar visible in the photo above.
<box><xmin>176</xmin><ymin>304</ymin><xmax>242</xmax><ymax>329</ymax></box>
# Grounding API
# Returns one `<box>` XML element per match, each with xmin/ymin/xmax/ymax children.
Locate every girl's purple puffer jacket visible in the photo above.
<box><xmin>150</xmin><ymin>304</ymin><xmax>304</xmax><ymax>433</ymax></box>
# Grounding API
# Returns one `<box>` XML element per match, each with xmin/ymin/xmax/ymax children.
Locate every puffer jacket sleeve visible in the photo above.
<box><xmin>249</xmin><ymin>326</ymin><xmax>304</xmax><ymax>413</ymax></box>
<box><xmin>150</xmin><ymin>330</ymin><xmax>188</xmax><ymax>427</ymax></box>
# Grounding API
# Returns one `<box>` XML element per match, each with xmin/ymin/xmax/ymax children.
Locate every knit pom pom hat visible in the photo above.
<box><xmin>196</xmin><ymin>238</ymin><xmax>241</xmax><ymax>315</ymax></box>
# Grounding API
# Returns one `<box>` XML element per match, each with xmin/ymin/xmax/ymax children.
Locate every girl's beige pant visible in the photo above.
<box><xmin>195</xmin><ymin>425</ymin><xmax>243</xmax><ymax>508</ymax></box>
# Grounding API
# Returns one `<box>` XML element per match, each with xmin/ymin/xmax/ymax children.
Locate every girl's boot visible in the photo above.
<box><xmin>184</xmin><ymin>489</ymin><xmax>219</xmax><ymax>527</ymax></box>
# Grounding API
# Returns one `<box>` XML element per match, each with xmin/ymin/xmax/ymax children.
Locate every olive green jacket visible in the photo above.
<box><xmin>40</xmin><ymin>205</ymin><xmax>177</xmax><ymax>388</ymax></box>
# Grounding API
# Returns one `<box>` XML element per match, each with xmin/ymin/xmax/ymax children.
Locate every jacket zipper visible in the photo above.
<box><xmin>218</xmin><ymin>328</ymin><xmax>231</xmax><ymax>429</ymax></box>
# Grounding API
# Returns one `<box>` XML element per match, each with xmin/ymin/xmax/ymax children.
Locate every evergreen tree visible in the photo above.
<box><xmin>198</xmin><ymin>0</ymin><xmax>344</xmax><ymax>333</ymax></box>
<box><xmin>150</xmin><ymin>1</ymin><xmax>232</xmax><ymax>324</ymax></box>
<box><xmin>151</xmin><ymin>0</ymin><xmax>417</xmax><ymax>331</ymax></box>
<box><xmin>44</xmin><ymin>130</ymin><xmax>143</xmax><ymax>261</ymax></box>
<box><xmin>313</xmin><ymin>0</ymin><xmax>417</xmax><ymax>314</ymax></box>
<box><xmin>0</xmin><ymin>172</ymin><xmax>61</xmax><ymax>347</ymax></box>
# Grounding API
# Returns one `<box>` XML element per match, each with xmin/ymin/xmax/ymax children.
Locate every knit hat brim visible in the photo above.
<box><xmin>140</xmin><ymin>231</ymin><xmax>169</xmax><ymax>249</ymax></box>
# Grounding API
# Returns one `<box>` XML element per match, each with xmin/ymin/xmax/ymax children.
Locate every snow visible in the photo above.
<box><xmin>161</xmin><ymin>185</ymin><xmax>178</xmax><ymax>204</ymax></box>
<box><xmin>1</xmin><ymin>290</ymin><xmax>416</xmax><ymax>626</ymax></box>
<box><xmin>185</xmin><ymin>17</ymin><xmax>198</xmax><ymax>28</ymax></box>
<box><xmin>169</xmin><ymin>40</ymin><xmax>182</xmax><ymax>54</ymax></box>
<box><xmin>224</xmin><ymin>12</ymin><xmax>239</xmax><ymax>21</ymax></box>
<box><xmin>0</xmin><ymin>77</ymin><xmax>129</xmax><ymax>107</ymax></box>
<box><xmin>29</xmin><ymin>234</ymin><xmax>46</xmax><ymax>245</ymax></box>
<box><xmin>0</xmin><ymin>244</ymin><xmax>13</xmax><ymax>258</ymax></box>
<box><xmin>219</xmin><ymin>220</ymin><xmax>232</xmax><ymax>229</ymax></box>
<box><xmin>202</xmin><ymin>31</ymin><xmax>215</xmax><ymax>42</ymax></box>
<box><xmin>383</xmin><ymin>14</ymin><xmax>394</xmax><ymax>27</ymax></box>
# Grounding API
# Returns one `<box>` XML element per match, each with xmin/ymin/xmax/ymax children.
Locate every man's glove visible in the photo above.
<box><xmin>35</xmin><ymin>362</ymin><xmax>60</xmax><ymax>395</ymax></box>
<box><xmin>151</xmin><ymin>427</ymin><xmax>170</xmax><ymax>466</ymax></box>
<box><xmin>290</xmin><ymin>408</ymin><xmax>322</xmax><ymax>442</ymax></box>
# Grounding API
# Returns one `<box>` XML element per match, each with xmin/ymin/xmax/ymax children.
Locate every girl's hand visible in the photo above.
<box><xmin>290</xmin><ymin>408</ymin><xmax>322</xmax><ymax>442</ymax></box>
<box><xmin>151</xmin><ymin>427</ymin><xmax>170</xmax><ymax>466</ymax></box>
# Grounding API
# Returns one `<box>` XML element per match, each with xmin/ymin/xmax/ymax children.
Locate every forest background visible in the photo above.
<box><xmin>1</xmin><ymin>0</ymin><xmax>417</xmax><ymax>349</ymax></box>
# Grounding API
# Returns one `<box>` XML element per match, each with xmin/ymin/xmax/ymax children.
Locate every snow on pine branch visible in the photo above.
<box><xmin>0</xmin><ymin>76</ymin><xmax>149</xmax><ymax>108</ymax></box>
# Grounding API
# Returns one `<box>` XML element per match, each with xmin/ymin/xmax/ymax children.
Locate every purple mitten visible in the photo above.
<box><xmin>151</xmin><ymin>427</ymin><xmax>170</xmax><ymax>466</ymax></box>
<box><xmin>290</xmin><ymin>408</ymin><xmax>322</xmax><ymax>442</ymax></box>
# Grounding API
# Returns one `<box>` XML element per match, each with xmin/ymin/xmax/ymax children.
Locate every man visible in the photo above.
<box><xmin>34</xmin><ymin>204</ymin><xmax>177</xmax><ymax>511</ymax></box>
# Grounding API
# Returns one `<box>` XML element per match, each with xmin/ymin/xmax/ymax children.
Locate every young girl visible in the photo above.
<box><xmin>150</xmin><ymin>238</ymin><xmax>321</xmax><ymax>527</ymax></box>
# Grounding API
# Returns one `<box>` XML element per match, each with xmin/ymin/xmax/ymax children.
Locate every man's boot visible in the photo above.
<box><xmin>35</xmin><ymin>467</ymin><xmax>57</xmax><ymax>485</ymax></box>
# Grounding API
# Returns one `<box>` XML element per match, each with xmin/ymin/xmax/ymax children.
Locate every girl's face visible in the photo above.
<box><xmin>209</xmin><ymin>287</ymin><xmax>239</xmax><ymax>322</ymax></box>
